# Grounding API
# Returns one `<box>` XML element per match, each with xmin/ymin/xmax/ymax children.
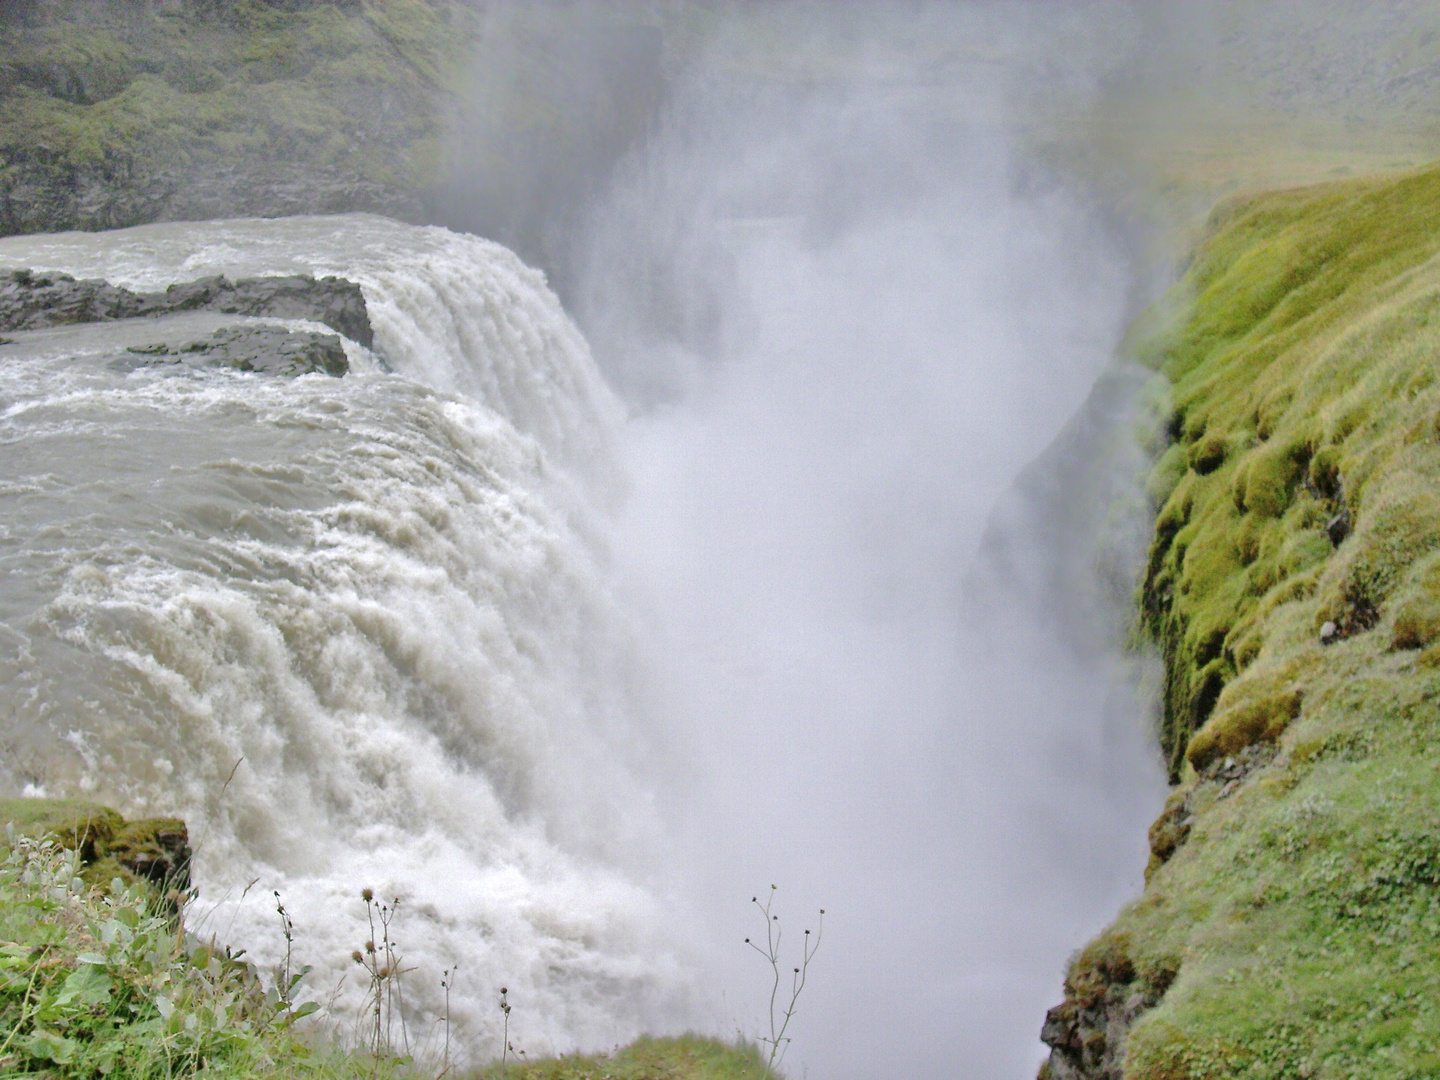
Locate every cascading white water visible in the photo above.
<box><xmin>0</xmin><ymin>215</ymin><xmax>688</xmax><ymax>1061</ymax></box>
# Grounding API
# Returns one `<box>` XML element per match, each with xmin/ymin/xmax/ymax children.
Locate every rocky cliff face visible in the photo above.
<box><xmin>0</xmin><ymin>0</ymin><xmax>474</xmax><ymax>235</ymax></box>
<box><xmin>1039</xmin><ymin>164</ymin><xmax>1440</xmax><ymax>1080</ymax></box>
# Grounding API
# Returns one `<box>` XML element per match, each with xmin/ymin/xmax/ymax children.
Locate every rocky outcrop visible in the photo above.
<box><xmin>1039</xmin><ymin>936</ymin><xmax>1179</xmax><ymax>1080</ymax></box>
<box><xmin>0</xmin><ymin>797</ymin><xmax>191</xmax><ymax>902</ymax></box>
<box><xmin>0</xmin><ymin>157</ymin><xmax>427</xmax><ymax>240</ymax></box>
<box><xmin>128</xmin><ymin>325</ymin><xmax>349</xmax><ymax>377</ymax></box>
<box><xmin>0</xmin><ymin>2</ymin><xmax>461</xmax><ymax>237</ymax></box>
<box><xmin>0</xmin><ymin>268</ymin><xmax>372</xmax><ymax>347</ymax></box>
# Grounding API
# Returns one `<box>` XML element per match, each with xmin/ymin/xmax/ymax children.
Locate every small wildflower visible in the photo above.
<box><xmin>361</xmin><ymin>887</ymin><xmax>374</xmax><ymax>902</ymax></box>
<box><xmin>352</xmin><ymin>950</ymin><xmax>364</xmax><ymax>964</ymax></box>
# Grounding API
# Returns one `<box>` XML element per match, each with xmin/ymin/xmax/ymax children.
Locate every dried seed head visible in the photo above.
<box><xmin>365</xmin><ymin>940</ymin><xmax>375</xmax><ymax>954</ymax></box>
<box><xmin>361</xmin><ymin>888</ymin><xmax>374</xmax><ymax>902</ymax></box>
<box><xmin>352</xmin><ymin>950</ymin><xmax>364</xmax><ymax>964</ymax></box>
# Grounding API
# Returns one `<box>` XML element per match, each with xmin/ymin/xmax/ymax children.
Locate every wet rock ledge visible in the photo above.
<box><xmin>0</xmin><ymin>268</ymin><xmax>371</xmax><ymax>346</ymax></box>
<box><xmin>0</xmin><ymin>268</ymin><xmax>372</xmax><ymax>377</ymax></box>
<box><xmin>127</xmin><ymin>326</ymin><xmax>350</xmax><ymax>378</ymax></box>
<box><xmin>0</xmin><ymin>798</ymin><xmax>191</xmax><ymax>905</ymax></box>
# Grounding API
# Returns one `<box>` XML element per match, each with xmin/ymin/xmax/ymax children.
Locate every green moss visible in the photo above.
<box><xmin>1090</xmin><ymin>162</ymin><xmax>1440</xmax><ymax>1078</ymax></box>
<box><xmin>0</xmin><ymin>798</ymin><xmax>189</xmax><ymax>902</ymax></box>
<box><xmin>0</xmin><ymin>798</ymin><xmax>123</xmax><ymax>859</ymax></box>
<box><xmin>1186</xmin><ymin>432</ymin><xmax>1230</xmax><ymax>475</ymax></box>
<box><xmin>1134</xmin><ymin>163</ymin><xmax>1440</xmax><ymax>773</ymax></box>
<box><xmin>1148</xmin><ymin>443</ymin><xmax>1189</xmax><ymax>507</ymax></box>
<box><xmin>1185</xmin><ymin>678</ymin><xmax>1303</xmax><ymax>771</ymax></box>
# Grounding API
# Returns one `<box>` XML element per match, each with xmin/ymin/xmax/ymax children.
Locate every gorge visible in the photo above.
<box><xmin>2</xmin><ymin>4</ymin><xmax>1440</xmax><ymax>1080</ymax></box>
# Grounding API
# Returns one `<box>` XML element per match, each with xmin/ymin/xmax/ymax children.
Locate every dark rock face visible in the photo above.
<box><xmin>0</xmin><ymin>268</ymin><xmax>372</xmax><ymax>347</ymax></box>
<box><xmin>0</xmin><ymin>1</ymin><xmax>441</xmax><ymax>236</ymax></box>
<box><xmin>129</xmin><ymin>325</ymin><xmax>349</xmax><ymax>377</ymax></box>
<box><xmin>0</xmin><ymin>158</ymin><xmax>426</xmax><ymax>240</ymax></box>
<box><xmin>1039</xmin><ymin>986</ymin><xmax>1162</xmax><ymax>1080</ymax></box>
<box><xmin>1326</xmin><ymin>507</ymin><xmax>1351</xmax><ymax>547</ymax></box>
<box><xmin>1038</xmin><ymin>936</ymin><xmax>1178</xmax><ymax>1080</ymax></box>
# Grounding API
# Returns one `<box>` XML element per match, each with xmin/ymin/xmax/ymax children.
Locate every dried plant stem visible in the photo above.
<box><xmin>745</xmin><ymin>885</ymin><xmax>824</xmax><ymax>1072</ymax></box>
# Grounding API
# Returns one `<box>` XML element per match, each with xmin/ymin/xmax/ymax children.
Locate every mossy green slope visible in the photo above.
<box><xmin>1072</xmin><ymin>164</ymin><xmax>1440</xmax><ymax>1078</ymax></box>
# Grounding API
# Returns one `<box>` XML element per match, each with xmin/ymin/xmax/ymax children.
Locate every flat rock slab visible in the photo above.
<box><xmin>0</xmin><ymin>267</ymin><xmax>372</xmax><ymax>347</ymax></box>
<box><xmin>129</xmin><ymin>324</ymin><xmax>349</xmax><ymax>377</ymax></box>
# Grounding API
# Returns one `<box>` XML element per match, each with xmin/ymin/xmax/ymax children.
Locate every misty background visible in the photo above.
<box><xmin>425</xmin><ymin>2</ymin><xmax>1440</xmax><ymax>1075</ymax></box>
<box><xmin>435</xmin><ymin>4</ymin><xmax>1171</xmax><ymax>1077</ymax></box>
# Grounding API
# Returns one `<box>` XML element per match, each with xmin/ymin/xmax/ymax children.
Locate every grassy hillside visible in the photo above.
<box><xmin>1044</xmin><ymin>164</ymin><xmax>1440</xmax><ymax>1079</ymax></box>
<box><xmin>0</xmin><ymin>0</ymin><xmax>477</xmax><ymax>232</ymax></box>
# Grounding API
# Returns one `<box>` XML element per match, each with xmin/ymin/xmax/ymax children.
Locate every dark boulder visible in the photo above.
<box><xmin>130</xmin><ymin>324</ymin><xmax>349</xmax><ymax>377</ymax></box>
<box><xmin>0</xmin><ymin>267</ymin><xmax>372</xmax><ymax>347</ymax></box>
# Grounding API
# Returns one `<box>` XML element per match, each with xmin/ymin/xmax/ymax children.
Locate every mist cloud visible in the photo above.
<box><xmin>440</xmin><ymin>4</ymin><xmax>1178</xmax><ymax>1077</ymax></box>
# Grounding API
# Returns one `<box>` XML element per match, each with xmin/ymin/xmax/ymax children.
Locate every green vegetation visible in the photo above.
<box><xmin>471</xmin><ymin>1037</ymin><xmax>773</xmax><ymax>1080</ymax></box>
<box><xmin>0</xmin><ymin>799</ymin><xmax>190</xmax><ymax>904</ymax></box>
<box><xmin>1075</xmin><ymin>163</ymin><xmax>1440</xmax><ymax>1078</ymax></box>
<box><xmin>0</xmin><ymin>800</ymin><xmax>769</xmax><ymax>1080</ymax></box>
<box><xmin>0</xmin><ymin>830</ymin><xmax>351</xmax><ymax>1079</ymax></box>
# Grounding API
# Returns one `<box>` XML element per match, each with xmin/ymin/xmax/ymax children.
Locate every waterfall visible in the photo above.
<box><xmin>0</xmin><ymin>214</ymin><xmax>685</xmax><ymax>1060</ymax></box>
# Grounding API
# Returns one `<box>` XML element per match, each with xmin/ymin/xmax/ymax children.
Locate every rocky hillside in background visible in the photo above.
<box><xmin>0</xmin><ymin>0</ymin><xmax>477</xmax><ymax>234</ymax></box>
<box><xmin>1041</xmin><ymin>164</ymin><xmax>1440</xmax><ymax>1080</ymax></box>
